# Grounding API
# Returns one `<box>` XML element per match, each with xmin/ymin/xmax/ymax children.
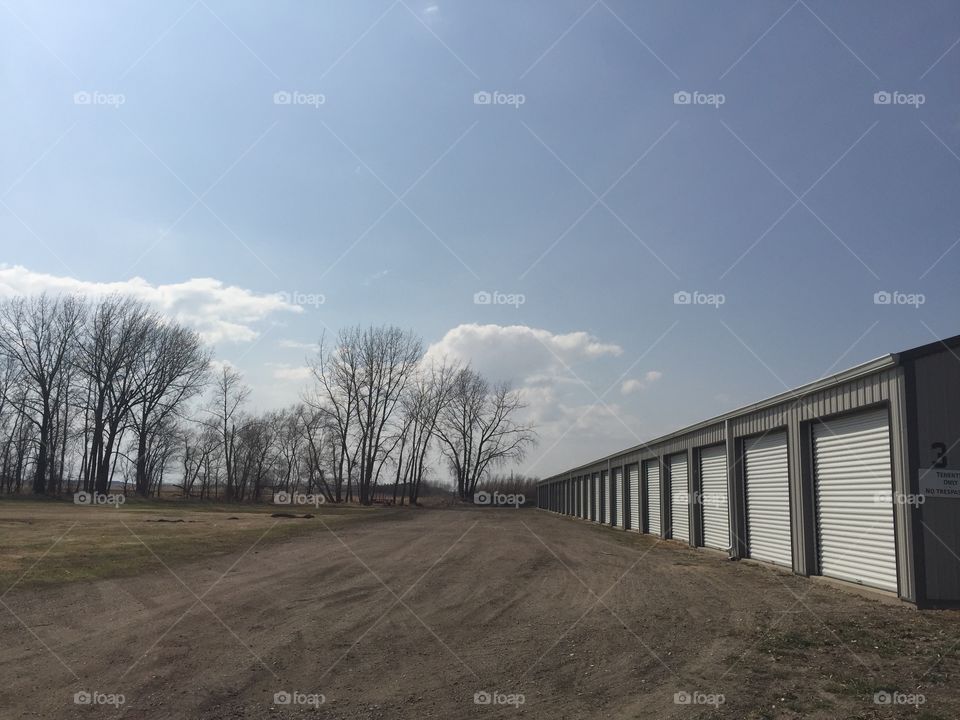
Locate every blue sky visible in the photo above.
<box><xmin>2</xmin><ymin>0</ymin><xmax>959</xmax><ymax>477</ymax></box>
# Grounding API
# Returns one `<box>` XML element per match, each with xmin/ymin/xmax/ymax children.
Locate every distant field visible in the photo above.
<box><xmin>0</xmin><ymin>497</ymin><xmax>388</xmax><ymax>590</ymax></box>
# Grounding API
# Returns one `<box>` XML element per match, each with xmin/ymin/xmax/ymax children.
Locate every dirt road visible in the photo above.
<box><xmin>2</xmin><ymin>507</ymin><xmax>959</xmax><ymax>719</ymax></box>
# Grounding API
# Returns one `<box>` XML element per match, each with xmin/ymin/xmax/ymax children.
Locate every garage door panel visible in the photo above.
<box><xmin>744</xmin><ymin>432</ymin><xmax>792</xmax><ymax>567</ymax></box>
<box><xmin>699</xmin><ymin>444</ymin><xmax>729</xmax><ymax>551</ymax></box>
<box><xmin>628</xmin><ymin>465</ymin><xmax>640</xmax><ymax>532</ymax></box>
<box><xmin>602</xmin><ymin>471</ymin><xmax>610</xmax><ymax>524</ymax></box>
<box><xmin>592</xmin><ymin>474</ymin><xmax>600</xmax><ymax>521</ymax></box>
<box><xmin>644</xmin><ymin>460</ymin><xmax>661</xmax><ymax>536</ymax></box>
<box><xmin>613</xmin><ymin>468</ymin><xmax>623</xmax><ymax>527</ymax></box>
<box><xmin>814</xmin><ymin>409</ymin><xmax>897</xmax><ymax>593</ymax></box>
<box><xmin>669</xmin><ymin>454</ymin><xmax>689</xmax><ymax>542</ymax></box>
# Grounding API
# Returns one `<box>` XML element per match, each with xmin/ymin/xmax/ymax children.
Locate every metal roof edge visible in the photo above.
<box><xmin>538</xmin><ymin>352</ymin><xmax>899</xmax><ymax>485</ymax></box>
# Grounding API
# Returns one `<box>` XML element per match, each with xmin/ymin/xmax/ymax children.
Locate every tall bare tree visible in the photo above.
<box><xmin>352</xmin><ymin>326</ymin><xmax>423</xmax><ymax>505</ymax></box>
<box><xmin>208</xmin><ymin>365</ymin><xmax>250</xmax><ymax>502</ymax></box>
<box><xmin>307</xmin><ymin>331</ymin><xmax>360</xmax><ymax>502</ymax></box>
<box><xmin>76</xmin><ymin>296</ymin><xmax>152</xmax><ymax>494</ymax></box>
<box><xmin>130</xmin><ymin>322</ymin><xmax>209</xmax><ymax>496</ymax></box>
<box><xmin>308</xmin><ymin>326</ymin><xmax>423</xmax><ymax>505</ymax></box>
<box><xmin>0</xmin><ymin>294</ymin><xmax>84</xmax><ymax>494</ymax></box>
<box><xmin>400</xmin><ymin>359</ymin><xmax>459</xmax><ymax>505</ymax></box>
<box><xmin>436</xmin><ymin>368</ymin><xmax>536</xmax><ymax>500</ymax></box>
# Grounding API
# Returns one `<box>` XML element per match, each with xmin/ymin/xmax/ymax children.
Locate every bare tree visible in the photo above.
<box><xmin>0</xmin><ymin>292</ymin><xmax>541</xmax><ymax>506</ymax></box>
<box><xmin>307</xmin><ymin>330</ymin><xmax>360</xmax><ymax>502</ymax></box>
<box><xmin>436</xmin><ymin>368</ymin><xmax>536</xmax><ymax>500</ymax></box>
<box><xmin>294</xmin><ymin>404</ymin><xmax>335</xmax><ymax>502</ymax></box>
<box><xmin>308</xmin><ymin>326</ymin><xmax>421</xmax><ymax>504</ymax></box>
<box><xmin>208</xmin><ymin>365</ymin><xmax>250</xmax><ymax>502</ymax></box>
<box><xmin>357</xmin><ymin>327</ymin><xmax>422</xmax><ymax>504</ymax></box>
<box><xmin>130</xmin><ymin>322</ymin><xmax>209</xmax><ymax>496</ymax></box>
<box><xmin>180</xmin><ymin>422</ymin><xmax>222</xmax><ymax>499</ymax></box>
<box><xmin>0</xmin><ymin>294</ymin><xmax>84</xmax><ymax>494</ymax></box>
<box><xmin>399</xmin><ymin>358</ymin><xmax>459</xmax><ymax>505</ymax></box>
<box><xmin>75</xmin><ymin>296</ymin><xmax>152</xmax><ymax>494</ymax></box>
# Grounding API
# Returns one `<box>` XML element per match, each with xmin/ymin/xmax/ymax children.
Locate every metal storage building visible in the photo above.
<box><xmin>536</xmin><ymin>334</ymin><xmax>960</xmax><ymax>608</ymax></box>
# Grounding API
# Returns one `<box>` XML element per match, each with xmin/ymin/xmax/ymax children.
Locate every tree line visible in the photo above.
<box><xmin>0</xmin><ymin>294</ymin><xmax>536</xmax><ymax>504</ymax></box>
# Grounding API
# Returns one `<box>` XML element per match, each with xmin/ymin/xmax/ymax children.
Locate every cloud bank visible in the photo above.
<box><xmin>0</xmin><ymin>265</ymin><xmax>300</xmax><ymax>343</ymax></box>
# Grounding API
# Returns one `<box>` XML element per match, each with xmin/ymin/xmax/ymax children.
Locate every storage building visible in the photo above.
<box><xmin>536</xmin><ymin>335</ymin><xmax>960</xmax><ymax>608</ymax></box>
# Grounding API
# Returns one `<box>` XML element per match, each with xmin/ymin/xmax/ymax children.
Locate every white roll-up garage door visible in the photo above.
<box><xmin>613</xmin><ymin>467</ymin><xmax>623</xmax><ymax>527</ymax></box>
<box><xmin>668</xmin><ymin>454</ymin><xmax>689</xmax><ymax>542</ymax></box>
<box><xmin>628</xmin><ymin>465</ymin><xmax>640</xmax><ymax>531</ymax></box>
<box><xmin>699</xmin><ymin>445</ymin><xmax>729</xmax><ymax>551</ymax></box>
<box><xmin>744</xmin><ymin>432</ymin><xmax>792</xmax><ymax>566</ymax></box>
<box><xmin>814</xmin><ymin>408</ymin><xmax>897</xmax><ymax>592</ymax></box>
<box><xmin>590</xmin><ymin>473</ymin><xmax>600</xmax><ymax>521</ymax></box>
<box><xmin>602</xmin><ymin>471</ymin><xmax>610</xmax><ymax>524</ymax></box>
<box><xmin>644</xmin><ymin>460</ymin><xmax>661</xmax><ymax>536</ymax></box>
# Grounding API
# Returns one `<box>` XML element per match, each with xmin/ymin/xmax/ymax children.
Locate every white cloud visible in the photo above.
<box><xmin>267</xmin><ymin>363</ymin><xmax>312</xmax><ymax>382</ymax></box>
<box><xmin>621</xmin><ymin>379</ymin><xmax>645</xmax><ymax>395</ymax></box>
<box><xmin>425</xmin><ymin>324</ymin><xmax>633</xmax><ymax>477</ymax></box>
<box><xmin>0</xmin><ymin>265</ymin><xmax>301</xmax><ymax>343</ymax></box>
<box><xmin>424</xmin><ymin>323</ymin><xmax>621</xmax><ymax>385</ymax></box>
<box><xmin>278</xmin><ymin>339</ymin><xmax>317</xmax><ymax>350</ymax></box>
<box><xmin>621</xmin><ymin>370</ymin><xmax>663</xmax><ymax>395</ymax></box>
<box><xmin>424</xmin><ymin>4</ymin><xmax>439</xmax><ymax>14</ymax></box>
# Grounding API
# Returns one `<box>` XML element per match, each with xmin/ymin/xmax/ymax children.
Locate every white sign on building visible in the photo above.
<box><xmin>919</xmin><ymin>468</ymin><xmax>960</xmax><ymax>499</ymax></box>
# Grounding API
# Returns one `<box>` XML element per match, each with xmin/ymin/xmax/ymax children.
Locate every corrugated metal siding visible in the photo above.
<box><xmin>599</xmin><ymin>424</ymin><xmax>726</xmax><ymax>470</ymax></box>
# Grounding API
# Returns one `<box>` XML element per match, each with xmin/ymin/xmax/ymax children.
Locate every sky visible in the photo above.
<box><xmin>1</xmin><ymin>1</ymin><xmax>959</xmax><ymax>479</ymax></box>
